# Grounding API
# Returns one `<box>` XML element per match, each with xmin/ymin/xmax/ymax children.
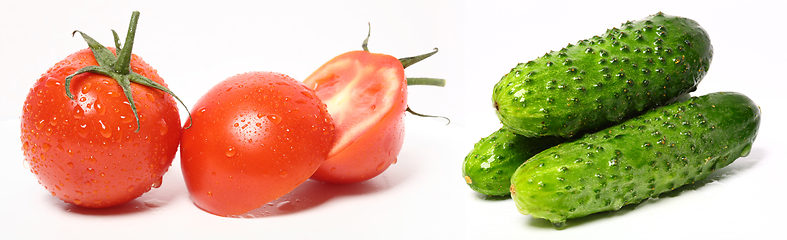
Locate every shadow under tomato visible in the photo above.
<box><xmin>235</xmin><ymin>177</ymin><xmax>398</xmax><ymax>218</ymax></box>
<box><xmin>54</xmin><ymin>179</ymin><xmax>185</xmax><ymax>216</ymax></box>
<box><xmin>525</xmin><ymin>147</ymin><xmax>766</xmax><ymax>230</ymax></box>
<box><xmin>56</xmin><ymin>197</ymin><xmax>169</xmax><ymax>216</ymax></box>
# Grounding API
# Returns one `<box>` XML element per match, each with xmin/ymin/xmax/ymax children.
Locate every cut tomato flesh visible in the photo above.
<box><xmin>304</xmin><ymin>51</ymin><xmax>405</xmax><ymax>157</ymax></box>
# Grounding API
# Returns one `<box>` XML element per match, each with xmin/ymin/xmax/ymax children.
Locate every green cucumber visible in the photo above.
<box><xmin>463</xmin><ymin>128</ymin><xmax>566</xmax><ymax>196</ymax></box>
<box><xmin>510</xmin><ymin>92</ymin><xmax>760</xmax><ymax>227</ymax></box>
<box><xmin>493</xmin><ymin>12</ymin><xmax>713</xmax><ymax>138</ymax></box>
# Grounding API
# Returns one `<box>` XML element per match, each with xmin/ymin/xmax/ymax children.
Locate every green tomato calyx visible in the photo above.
<box><xmin>361</xmin><ymin>23</ymin><xmax>449</xmax><ymax>124</ymax></box>
<box><xmin>64</xmin><ymin>11</ymin><xmax>192</xmax><ymax>132</ymax></box>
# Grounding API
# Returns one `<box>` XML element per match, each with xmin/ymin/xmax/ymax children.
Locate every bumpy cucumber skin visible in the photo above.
<box><xmin>463</xmin><ymin>128</ymin><xmax>565</xmax><ymax>196</ymax></box>
<box><xmin>493</xmin><ymin>12</ymin><xmax>713</xmax><ymax>138</ymax></box>
<box><xmin>511</xmin><ymin>92</ymin><xmax>760</xmax><ymax>225</ymax></box>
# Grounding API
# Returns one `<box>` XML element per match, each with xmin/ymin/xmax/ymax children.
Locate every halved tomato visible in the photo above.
<box><xmin>304</xmin><ymin>50</ymin><xmax>408</xmax><ymax>183</ymax></box>
<box><xmin>304</xmin><ymin>31</ymin><xmax>443</xmax><ymax>184</ymax></box>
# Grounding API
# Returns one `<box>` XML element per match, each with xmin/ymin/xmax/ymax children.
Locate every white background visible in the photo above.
<box><xmin>2</xmin><ymin>0</ymin><xmax>785</xmax><ymax>239</ymax></box>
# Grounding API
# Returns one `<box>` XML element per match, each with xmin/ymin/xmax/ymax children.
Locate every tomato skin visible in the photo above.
<box><xmin>304</xmin><ymin>51</ymin><xmax>408</xmax><ymax>183</ymax></box>
<box><xmin>309</xmin><ymin>99</ymin><xmax>406</xmax><ymax>184</ymax></box>
<box><xmin>180</xmin><ymin>71</ymin><xmax>334</xmax><ymax>216</ymax></box>
<box><xmin>20</xmin><ymin>48</ymin><xmax>181</xmax><ymax>208</ymax></box>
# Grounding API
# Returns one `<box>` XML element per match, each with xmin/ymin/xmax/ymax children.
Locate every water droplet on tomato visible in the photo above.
<box><xmin>330</xmin><ymin>167</ymin><xmax>336</xmax><ymax>172</ymax></box>
<box><xmin>42</xmin><ymin>143</ymin><xmax>51</xmax><ymax>152</ymax></box>
<box><xmin>279</xmin><ymin>170</ymin><xmax>288</xmax><ymax>178</ymax></box>
<box><xmin>98</xmin><ymin>120</ymin><xmax>112</xmax><ymax>138</ymax></box>
<box><xmin>45</xmin><ymin>77</ymin><xmax>60</xmax><ymax>88</ymax></box>
<box><xmin>22</xmin><ymin>159</ymin><xmax>31</xmax><ymax>170</ymax></box>
<box><xmin>207</xmin><ymin>191</ymin><xmax>213</xmax><ymax>196</ymax></box>
<box><xmin>127</xmin><ymin>185</ymin><xmax>135</xmax><ymax>192</ymax></box>
<box><xmin>257</xmin><ymin>113</ymin><xmax>265</xmax><ymax>118</ymax></box>
<box><xmin>376</xmin><ymin>162</ymin><xmax>386</xmax><ymax>171</ymax></box>
<box><xmin>146</xmin><ymin>92</ymin><xmax>155</xmax><ymax>101</ymax></box>
<box><xmin>276</xmin><ymin>200</ymin><xmax>297</xmax><ymax>211</ymax></box>
<box><xmin>86</xmin><ymin>167</ymin><xmax>95</xmax><ymax>175</ymax></box>
<box><xmin>77</xmin><ymin>124</ymin><xmax>89</xmax><ymax>138</ymax></box>
<box><xmin>226</xmin><ymin>147</ymin><xmax>237</xmax><ymax>157</ymax></box>
<box><xmin>151</xmin><ymin>177</ymin><xmax>163</xmax><ymax>188</ymax></box>
<box><xmin>81</xmin><ymin>82</ymin><xmax>93</xmax><ymax>94</ymax></box>
<box><xmin>95</xmin><ymin>99</ymin><xmax>106</xmax><ymax>115</ymax></box>
<box><xmin>74</xmin><ymin>199</ymin><xmax>82</xmax><ymax>205</ymax></box>
<box><xmin>267</xmin><ymin>114</ymin><xmax>282</xmax><ymax>125</ymax></box>
<box><xmin>34</xmin><ymin>119</ymin><xmax>45</xmax><ymax>130</ymax></box>
<box><xmin>158</xmin><ymin>119</ymin><xmax>168</xmax><ymax>135</ymax></box>
<box><xmin>49</xmin><ymin>116</ymin><xmax>59</xmax><ymax>126</ymax></box>
<box><xmin>119</xmin><ymin>114</ymin><xmax>132</xmax><ymax>123</ymax></box>
<box><xmin>67</xmin><ymin>162</ymin><xmax>74</xmax><ymax>169</ymax></box>
<box><xmin>193</xmin><ymin>107</ymin><xmax>207</xmax><ymax>117</ymax></box>
<box><xmin>73</xmin><ymin>105</ymin><xmax>84</xmax><ymax>119</ymax></box>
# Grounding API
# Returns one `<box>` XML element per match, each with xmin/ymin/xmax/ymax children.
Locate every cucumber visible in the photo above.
<box><xmin>510</xmin><ymin>92</ymin><xmax>760</xmax><ymax>227</ymax></box>
<box><xmin>493</xmin><ymin>12</ymin><xmax>713</xmax><ymax>138</ymax></box>
<box><xmin>463</xmin><ymin>128</ymin><xmax>566</xmax><ymax>196</ymax></box>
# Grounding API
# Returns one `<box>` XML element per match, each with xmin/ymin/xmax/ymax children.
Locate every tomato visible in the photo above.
<box><xmin>304</xmin><ymin>46</ymin><xmax>438</xmax><ymax>183</ymax></box>
<box><xmin>180</xmin><ymin>71</ymin><xmax>334</xmax><ymax>216</ymax></box>
<box><xmin>303</xmin><ymin>31</ymin><xmax>443</xmax><ymax>184</ymax></box>
<box><xmin>303</xmin><ymin>51</ymin><xmax>406</xmax><ymax>183</ymax></box>
<box><xmin>20</xmin><ymin>12</ymin><xmax>183</xmax><ymax>208</ymax></box>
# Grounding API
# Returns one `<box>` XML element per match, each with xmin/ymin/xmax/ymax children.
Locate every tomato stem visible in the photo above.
<box><xmin>113</xmin><ymin>11</ymin><xmax>139</xmax><ymax>75</ymax></box>
<box><xmin>63</xmin><ymin>11</ymin><xmax>192</xmax><ymax>132</ymax></box>
<box><xmin>406</xmin><ymin>107</ymin><xmax>450</xmax><ymax>125</ymax></box>
<box><xmin>360</xmin><ymin>24</ymin><xmax>449</xmax><ymax>124</ymax></box>
<box><xmin>400</xmin><ymin>49</ymin><xmax>448</xmax><ymax>124</ymax></box>
<box><xmin>362</xmin><ymin>22</ymin><xmax>371</xmax><ymax>52</ymax></box>
<box><xmin>399</xmin><ymin>48</ymin><xmax>438</xmax><ymax>69</ymax></box>
<box><xmin>407</xmin><ymin>77</ymin><xmax>446</xmax><ymax>87</ymax></box>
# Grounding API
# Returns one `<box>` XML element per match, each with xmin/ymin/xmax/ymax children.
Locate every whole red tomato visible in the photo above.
<box><xmin>180</xmin><ymin>71</ymin><xmax>334</xmax><ymax>216</ymax></box>
<box><xmin>303</xmin><ymin>36</ymin><xmax>441</xmax><ymax>184</ymax></box>
<box><xmin>20</xmin><ymin>12</ymin><xmax>183</xmax><ymax>208</ymax></box>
